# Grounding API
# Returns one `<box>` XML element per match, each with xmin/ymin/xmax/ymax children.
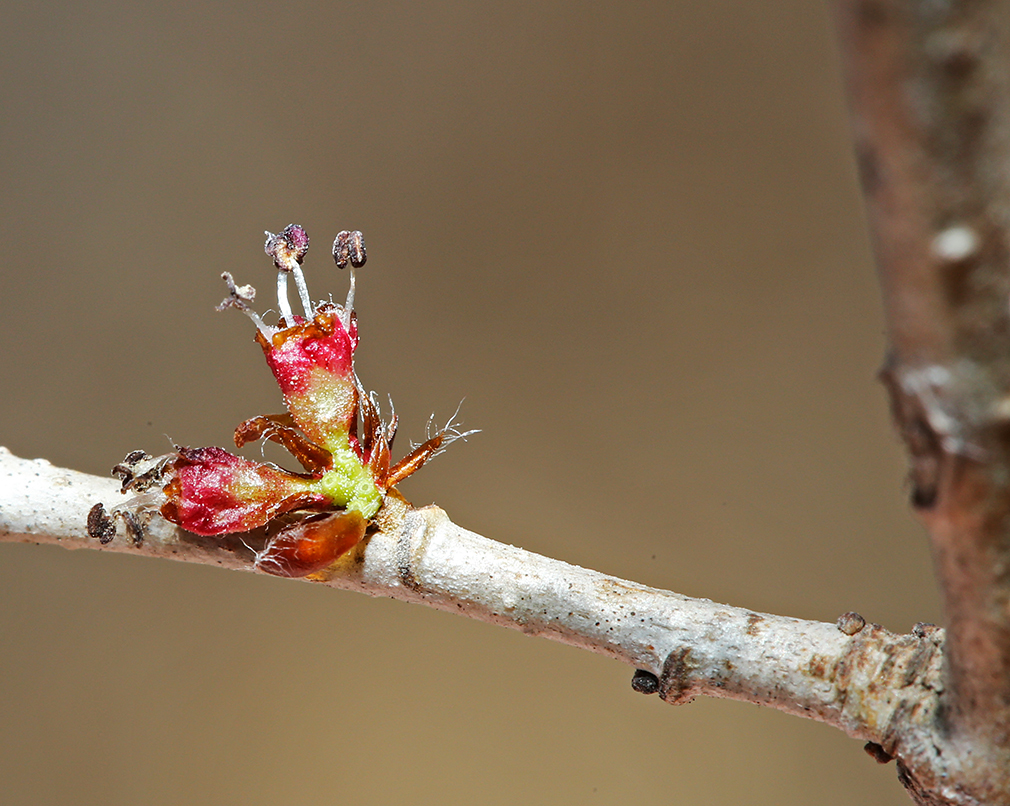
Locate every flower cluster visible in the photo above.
<box><xmin>89</xmin><ymin>225</ymin><xmax>472</xmax><ymax>577</ymax></box>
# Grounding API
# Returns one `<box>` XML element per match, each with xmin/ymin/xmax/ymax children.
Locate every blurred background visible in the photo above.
<box><xmin>0</xmin><ymin>1</ymin><xmax>937</xmax><ymax>804</ymax></box>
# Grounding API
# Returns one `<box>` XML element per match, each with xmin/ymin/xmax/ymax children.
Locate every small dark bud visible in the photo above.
<box><xmin>836</xmin><ymin>612</ymin><xmax>866</xmax><ymax>636</ymax></box>
<box><xmin>265</xmin><ymin>224</ymin><xmax>310</xmax><ymax>271</ymax></box>
<box><xmin>333</xmin><ymin>230</ymin><xmax>366</xmax><ymax>269</ymax></box>
<box><xmin>912</xmin><ymin>622</ymin><xmax>940</xmax><ymax>639</ymax></box>
<box><xmin>87</xmin><ymin>503</ymin><xmax>117</xmax><ymax>545</ymax></box>
<box><xmin>631</xmin><ymin>669</ymin><xmax>660</xmax><ymax>695</ymax></box>
<box><xmin>863</xmin><ymin>742</ymin><xmax>894</xmax><ymax>764</ymax></box>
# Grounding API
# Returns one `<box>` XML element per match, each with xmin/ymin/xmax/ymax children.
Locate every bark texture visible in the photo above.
<box><xmin>0</xmin><ymin>447</ymin><xmax>943</xmax><ymax>770</ymax></box>
<box><xmin>835</xmin><ymin>1</ymin><xmax>1010</xmax><ymax>802</ymax></box>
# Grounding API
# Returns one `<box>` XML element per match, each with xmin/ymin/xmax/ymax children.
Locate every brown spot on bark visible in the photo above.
<box><xmin>833</xmin><ymin>624</ymin><xmax>890</xmax><ymax>707</ymax></box>
<box><xmin>911</xmin><ymin>622</ymin><xmax>940</xmax><ymax>639</ymax></box>
<box><xmin>395</xmin><ymin>512</ymin><xmax>433</xmax><ymax>593</ymax></box>
<box><xmin>901</xmin><ymin>638</ymin><xmax>940</xmax><ymax>687</ymax></box>
<box><xmin>881</xmin><ymin>698</ymin><xmax>915</xmax><ymax>758</ymax></box>
<box><xmin>807</xmin><ymin>654</ymin><xmax>837</xmax><ymax>682</ymax></box>
<box><xmin>745</xmin><ymin>612</ymin><xmax>764</xmax><ymax>636</ymax></box>
<box><xmin>659</xmin><ymin>647</ymin><xmax>696</xmax><ymax>705</ymax></box>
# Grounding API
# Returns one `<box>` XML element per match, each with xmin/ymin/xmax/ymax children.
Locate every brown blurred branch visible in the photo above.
<box><xmin>834</xmin><ymin>1</ymin><xmax>1010</xmax><ymax>803</ymax></box>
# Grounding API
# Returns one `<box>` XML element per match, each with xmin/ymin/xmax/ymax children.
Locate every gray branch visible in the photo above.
<box><xmin>0</xmin><ymin>447</ymin><xmax>944</xmax><ymax>788</ymax></box>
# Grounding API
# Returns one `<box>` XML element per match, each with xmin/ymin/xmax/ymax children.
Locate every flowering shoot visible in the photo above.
<box><xmin>89</xmin><ymin>225</ymin><xmax>475</xmax><ymax>578</ymax></box>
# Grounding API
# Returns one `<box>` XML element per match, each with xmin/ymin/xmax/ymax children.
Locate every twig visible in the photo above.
<box><xmin>0</xmin><ymin>447</ymin><xmax>943</xmax><ymax>766</ymax></box>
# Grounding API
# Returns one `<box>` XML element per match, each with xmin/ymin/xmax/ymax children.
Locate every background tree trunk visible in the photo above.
<box><xmin>835</xmin><ymin>1</ymin><xmax>1010</xmax><ymax>800</ymax></box>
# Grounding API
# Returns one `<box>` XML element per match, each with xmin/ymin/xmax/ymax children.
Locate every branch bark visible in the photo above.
<box><xmin>834</xmin><ymin>1</ymin><xmax>1010</xmax><ymax>802</ymax></box>
<box><xmin>0</xmin><ymin>446</ymin><xmax>945</xmax><ymax>790</ymax></box>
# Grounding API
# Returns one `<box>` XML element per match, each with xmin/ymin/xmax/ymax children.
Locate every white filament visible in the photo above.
<box><xmin>276</xmin><ymin>272</ymin><xmax>294</xmax><ymax>325</ymax></box>
<box><xmin>342</xmin><ymin>267</ymin><xmax>357</xmax><ymax>329</ymax></box>
<box><xmin>292</xmin><ymin>265</ymin><xmax>313</xmax><ymax>319</ymax></box>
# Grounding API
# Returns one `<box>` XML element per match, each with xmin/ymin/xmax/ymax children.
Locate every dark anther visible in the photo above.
<box><xmin>121</xmin><ymin>511</ymin><xmax>144</xmax><ymax>547</ymax></box>
<box><xmin>864</xmin><ymin>741</ymin><xmax>894</xmax><ymax>764</ymax></box>
<box><xmin>631</xmin><ymin>669</ymin><xmax>660</xmax><ymax>695</ymax></box>
<box><xmin>87</xmin><ymin>503</ymin><xmax>117</xmax><ymax>545</ymax></box>
<box><xmin>265</xmin><ymin>224</ymin><xmax>310</xmax><ymax>271</ymax></box>
<box><xmin>348</xmin><ymin>231</ymin><xmax>366</xmax><ymax>267</ymax></box>
<box><xmin>113</xmin><ymin>450</ymin><xmax>151</xmax><ymax>490</ymax></box>
<box><xmin>112</xmin><ymin>450</ymin><xmax>170</xmax><ymax>494</ymax></box>
<box><xmin>836</xmin><ymin>611</ymin><xmax>866</xmax><ymax>636</ymax></box>
<box><xmin>333</xmin><ymin>230</ymin><xmax>366</xmax><ymax>268</ymax></box>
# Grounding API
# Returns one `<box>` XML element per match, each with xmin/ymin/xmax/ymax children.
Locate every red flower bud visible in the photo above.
<box><xmin>160</xmin><ymin>447</ymin><xmax>327</xmax><ymax>536</ymax></box>
<box><xmin>255</xmin><ymin>305</ymin><xmax>359</xmax><ymax>452</ymax></box>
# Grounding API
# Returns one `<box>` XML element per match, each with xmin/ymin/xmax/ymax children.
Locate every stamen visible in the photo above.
<box><xmin>264</xmin><ymin>225</ymin><xmax>311</xmax><ymax>326</ymax></box>
<box><xmin>276</xmin><ymin>271</ymin><xmax>295</xmax><ymax>325</ymax></box>
<box><xmin>292</xmin><ymin>265</ymin><xmax>314</xmax><ymax>319</ymax></box>
<box><xmin>332</xmin><ymin>230</ymin><xmax>367</xmax><ymax>329</ymax></box>
<box><xmin>218</xmin><ymin>272</ymin><xmax>270</xmax><ymax>335</ymax></box>
<box><xmin>344</xmin><ymin>268</ymin><xmax>357</xmax><ymax>327</ymax></box>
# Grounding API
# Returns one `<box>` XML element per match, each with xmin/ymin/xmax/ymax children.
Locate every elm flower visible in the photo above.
<box><xmin>89</xmin><ymin>225</ymin><xmax>474</xmax><ymax>577</ymax></box>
